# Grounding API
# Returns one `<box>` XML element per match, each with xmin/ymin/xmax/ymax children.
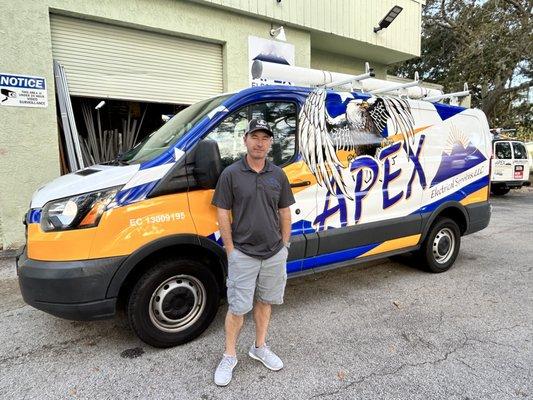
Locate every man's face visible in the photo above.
<box><xmin>243</xmin><ymin>130</ymin><xmax>272</xmax><ymax>160</ymax></box>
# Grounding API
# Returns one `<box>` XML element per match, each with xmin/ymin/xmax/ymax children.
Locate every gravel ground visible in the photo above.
<box><xmin>0</xmin><ymin>188</ymin><xmax>531</xmax><ymax>400</ymax></box>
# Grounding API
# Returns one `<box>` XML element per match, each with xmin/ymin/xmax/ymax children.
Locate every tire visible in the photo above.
<box><xmin>127</xmin><ymin>257</ymin><xmax>220</xmax><ymax>348</ymax></box>
<box><xmin>417</xmin><ymin>217</ymin><xmax>461</xmax><ymax>273</ymax></box>
<box><xmin>491</xmin><ymin>186</ymin><xmax>510</xmax><ymax>196</ymax></box>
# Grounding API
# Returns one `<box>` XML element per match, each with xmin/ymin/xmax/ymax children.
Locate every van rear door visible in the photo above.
<box><xmin>510</xmin><ymin>141</ymin><xmax>529</xmax><ymax>181</ymax></box>
<box><xmin>492</xmin><ymin>141</ymin><xmax>514</xmax><ymax>182</ymax></box>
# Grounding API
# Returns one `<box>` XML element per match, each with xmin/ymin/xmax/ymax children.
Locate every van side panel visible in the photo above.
<box><xmin>281</xmin><ymin>94</ymin><xmax>490</xmax><ymax>271</ymax></box>
<box><xmin>186</xmin><ymin>91</ymin><xmax>491</xmax><ymax>274</ymax></box>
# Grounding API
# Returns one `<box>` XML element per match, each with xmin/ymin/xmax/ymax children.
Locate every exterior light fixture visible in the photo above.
<box><xmin>270</xmin><ymin>26</ymin><xmax>286</xmax><ymax>41</ymax></box>
<box><xmin>373</xmin><ymin>6</ymin><xmax>403</xmax><ymax>33</ymax></box>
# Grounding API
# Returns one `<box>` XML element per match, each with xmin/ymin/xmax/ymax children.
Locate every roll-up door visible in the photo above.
<box><xmin>50</xmin><ymin>14</ymin><xmax>223</xmax><ymax>104</ymax></box>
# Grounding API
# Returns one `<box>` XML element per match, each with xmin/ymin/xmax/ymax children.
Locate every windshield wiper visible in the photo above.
<box><xmin>104</xmin><ymin>153</ymin><xmax>129</xmax><ymax>166</ymax></box>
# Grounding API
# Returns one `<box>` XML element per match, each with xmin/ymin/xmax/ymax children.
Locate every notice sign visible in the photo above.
<box><xmin>0</xmin><ymin>73</ymin><xmax>48</xmax><ymax>108</ymax></box>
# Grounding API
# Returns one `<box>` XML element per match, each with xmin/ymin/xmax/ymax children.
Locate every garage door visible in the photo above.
<box><xmin>50</xmin><ymin>14</ymin><xmax>223</xmax><ymax>104</ymax></box>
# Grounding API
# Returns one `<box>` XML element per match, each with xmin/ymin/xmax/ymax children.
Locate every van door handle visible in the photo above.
<box><xmin>290</xmin><ymin>181</ymin><xmax>311</xmax><ymax>188</ymax></box>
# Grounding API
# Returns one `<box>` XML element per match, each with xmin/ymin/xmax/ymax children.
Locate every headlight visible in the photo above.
<box><xmin>40</xmin><ymin>187</ymin><xmax>120</xmax><ymax>232</ymax></box>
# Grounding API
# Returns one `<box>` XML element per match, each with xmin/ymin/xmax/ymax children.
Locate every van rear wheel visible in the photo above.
<box><xmin>127</xmin><ymin>257</ymin><xmax>220</xmax><ymax>348</ymax></box>
<box><xmin>417</xmin><ymin>217</ymin><xmax>461</xmax><ymax>273</ymax></box>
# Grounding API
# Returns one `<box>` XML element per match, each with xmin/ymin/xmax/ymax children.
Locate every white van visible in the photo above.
<box><xmin>491</xmin><ymin>139</ymin><xmax>531</xmax><ymax>195</ymax></box>
<box><xmin>18</xmin><ymin>85</ymin><xmax>493</xmax><ymax>347</ymax></box>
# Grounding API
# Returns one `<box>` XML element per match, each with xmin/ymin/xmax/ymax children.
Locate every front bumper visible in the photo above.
<box><xmin>16</xmin><ymin>248</ymin><xmax>125</xmax><ymax>321</ymax></box>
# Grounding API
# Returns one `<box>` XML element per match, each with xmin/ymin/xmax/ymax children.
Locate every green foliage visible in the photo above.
<box><xmin>389</xmin><ymin>0</ymin><xmax>532</xmax><ymax>129</ymax></box>
<box><xmin>514</xmin><ymin>126</ymin><xmax>533</xmax><ymax>142</ymax></box>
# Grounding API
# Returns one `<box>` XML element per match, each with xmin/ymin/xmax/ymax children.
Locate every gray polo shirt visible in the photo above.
<box><xmin>211</xmin><ymin>157</ymin><xmax>295</xmax><ymax>260</ymax></box>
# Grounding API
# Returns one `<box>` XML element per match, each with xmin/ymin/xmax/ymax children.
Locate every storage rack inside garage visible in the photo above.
<box><xmin>54</xmin><ymin>61</ymin><xmax>185</xmax><ymax>174</ymax></box>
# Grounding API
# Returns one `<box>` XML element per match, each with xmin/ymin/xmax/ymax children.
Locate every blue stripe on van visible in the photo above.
<box><xmin>433</xmin><ymin>102</ymin><xmax>465</xmax><ymax>121</ymax></box>
<box><xmin>417</xmin><ymin>175</ymin><xmax>489</xmax><ymax>214</ymax></box>
<box><xmin>27</xmin><ymin>209</ymin><xmax>42</xmax><ymax>224</ymax></box>
<box><xmin>286</xmin><ymin>260</ymin><xmax>302</xmax><ymax>274</ymax></box>
<box><xmin>116</xmin><ymin>181</ymin><xmax>158</xmax><ymax>206</ymax></box>
<box><xmin>288</xmin><ymin>242</ymin><xmax>380</xmax><ymax>273</ymax></box>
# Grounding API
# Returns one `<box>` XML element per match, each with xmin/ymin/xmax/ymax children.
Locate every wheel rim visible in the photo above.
<box><xmin>149</xmin><ymin>274</ymin><xmax>206</xmax><ymax>333</ymax></box>
<box><xmin>432</xmin><ymin>227</ymin><xmax>455</xmax><ymax>264</ymax></box>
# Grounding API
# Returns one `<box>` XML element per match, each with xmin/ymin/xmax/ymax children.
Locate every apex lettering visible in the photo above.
<box><xmin>315</xmin><ymin>135</ymin><xmax>427</xmax><ymax>227</ymax></box>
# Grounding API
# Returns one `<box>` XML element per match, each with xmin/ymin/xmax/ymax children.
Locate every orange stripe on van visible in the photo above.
<box><xmin>460</xmin><ymin>186</ymin><xmax>489</xmax><ymax>206</ymax></box>
<box><xmin>358</xmin><ymin>234</ymin><xmax>421</xmax><ymax>258</ymax></box>
<box><xmin>283</xmin><ymin>161</ymin><xmax>318</xmax><ymax>194</ymax></box>
<box><xmin>28</xmin><ymin>193</ymin><xmax>195</xmax><ymax>261</ymax></box>
<box><xmin>387</xmin><ymin>125</ymin><xmax>433</xmax><ymax>143</ymax></box>
<box><xmin>27</xmin><ymin>223</ymin><xmax>96</xmax><ymax>261</ymax></box>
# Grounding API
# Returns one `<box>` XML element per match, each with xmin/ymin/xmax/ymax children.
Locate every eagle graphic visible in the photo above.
<box><xmin>299</xmin><ymin>88</ymin><xmax>416</xmax><ymax>200</ymax></box>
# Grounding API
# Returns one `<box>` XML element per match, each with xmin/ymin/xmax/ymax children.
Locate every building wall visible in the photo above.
<box><xmin>0</xmin><ymin>0</ymin><xmax>60</xmax><ymax>250</ymax></box>
<box><xmin>197</xmin><ymin>0</ymin><xmax>424</xmax><ymax>59</ymax></box>
<box><xmin>311</xmin><ymin>49</ymin><xmax>387</xmax><ymax>78</ymax></box>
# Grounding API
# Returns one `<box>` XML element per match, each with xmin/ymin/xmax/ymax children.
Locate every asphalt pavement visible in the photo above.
<box><xmin>0</xmin><ymin>188</ymin><xmax>531</xmax><ymax>400</ymax></box>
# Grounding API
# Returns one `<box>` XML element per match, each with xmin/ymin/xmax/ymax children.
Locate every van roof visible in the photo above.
<box><xmin>228</xmin><ymin>84</ymin><xmax>466</xmax><ymax>111</ymax></box>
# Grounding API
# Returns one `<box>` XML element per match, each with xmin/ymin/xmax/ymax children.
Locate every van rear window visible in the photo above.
<box><xmin>495</xmin><ymin>142</ymin><xmax>512</xmax><ymax>159</ymax></box>
<box><xmin>512</xmin><ymin>142</ymin><xmax>527</xmax><ymax>159</ymax></box>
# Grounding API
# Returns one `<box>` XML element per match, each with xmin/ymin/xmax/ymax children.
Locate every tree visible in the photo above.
<box><xmin>389</xmin><ymin>0</ymin><xmax>532</xmax><ymax>130</ymax></box>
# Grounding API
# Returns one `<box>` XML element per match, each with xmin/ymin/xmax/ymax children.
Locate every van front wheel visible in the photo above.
<box><xmin>127</xmin><ymin>258</ymin><xmax>220</xmax><ymax>348</ymax></box>
<box><xmin>418</xmin><ymin>217</ymin><xmax>461</xmax><ymax>273</ymax></box>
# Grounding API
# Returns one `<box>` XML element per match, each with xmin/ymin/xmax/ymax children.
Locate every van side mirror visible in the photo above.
<box><xmin>193</xmin><ymin>140</ymin><xmax>222</xmax><ymax>189</ymax></box>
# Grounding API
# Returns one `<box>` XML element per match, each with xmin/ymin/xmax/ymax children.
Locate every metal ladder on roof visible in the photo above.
<box><xmin>251</xmin><ymin>60</ymin><xmax>470</xmax><ymax>105</ymax></box>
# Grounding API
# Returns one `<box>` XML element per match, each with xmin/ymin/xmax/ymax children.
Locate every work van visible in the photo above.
<box><xmin>17</xmin><ymin>84</ymin><xmax>492</xmax><ymax>347</ymax></box>
<box><xmin>490</xmin><ymin>139</ymin><xmax>531</xmax><ymax>195</ymax></box>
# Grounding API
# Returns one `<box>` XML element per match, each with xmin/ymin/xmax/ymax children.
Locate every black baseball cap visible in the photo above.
<box><xmin>246</xmin><ymin>118</ymin><xmax>273</xmax><ymax>137</ymax></box>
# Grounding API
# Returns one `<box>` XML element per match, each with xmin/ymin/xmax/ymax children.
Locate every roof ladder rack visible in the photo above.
<box><xmin>424</xmin><ymin>83</ymin><xmax>470</xmax><ymax>103</ymax></box>
<box><xmin>324</xmin><ymin>62</ymin><xmax>375</xmax><ymax>89</ymax></box>
<box><xmin>369</xmin><ymin>72</ymin><xmax>420</xmax><ymax>95</ymax></box>
<box><xmin>250</xmin><ymin>61</ymin><xmax>444</xmax><ymax>100</ymax></box>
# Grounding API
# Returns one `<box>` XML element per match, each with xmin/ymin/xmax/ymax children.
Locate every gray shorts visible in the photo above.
<box><xmin>226</xmin><ymin>246</ymin><xmax>288</xmax><ymax>315</ymax></box>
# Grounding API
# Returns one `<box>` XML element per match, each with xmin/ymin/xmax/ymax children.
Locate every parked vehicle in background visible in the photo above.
<box><xmin>490</xmin><ymin>139</ymin><xmax>531</xmax><ymax>195</ymax></box>
<box><xmin>526</xmin><ymin>142</ymin><xmax>533</xmax><ymax>173</ymax></box>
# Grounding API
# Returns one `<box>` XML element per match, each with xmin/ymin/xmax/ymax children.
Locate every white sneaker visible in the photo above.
<box><xmin>248</xmin><ymin>343</ymin><xmax>284</xmax><ymax>371</ymax></box>
<box><xmin>214</xmin><ymin>354</ymin><xmax>238</xmax><ymax>386</ymax></box>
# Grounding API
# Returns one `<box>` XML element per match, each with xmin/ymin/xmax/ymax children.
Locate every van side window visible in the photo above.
<box><xmin>495</xmin><ymin>142</ymin><xmax>512</xmax><ymax>159</ymax></box>
<box><xmin>206</xmin><ymin>102</ymin><xmax>297</xmax><ymax>168</ymax></box>
<box><xmin>250</xmin><ymin>102</ymin><xmax>297</xmax><ymax>165</ymax></box>
<box><xmin>512</xmin><ymin>142</ymin><xmax>527</xmax><ymax>159</ymax></box>
<box><xmin>206</xmin><ymin>108</ymin><xmax>248</xmax><ymax>168</ymax></box>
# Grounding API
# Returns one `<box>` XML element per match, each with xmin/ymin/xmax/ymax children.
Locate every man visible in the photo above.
<box><xmin>211</xmin><ymin>118</ymin><xmax>295</xmax><ymax>386</ymax></box>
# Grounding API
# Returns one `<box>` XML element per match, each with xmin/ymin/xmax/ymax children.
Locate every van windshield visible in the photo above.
<box><xmin>118</xmin><ymin>94</ymin><xmax>231</xmax><ymax>164</ymax></box>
